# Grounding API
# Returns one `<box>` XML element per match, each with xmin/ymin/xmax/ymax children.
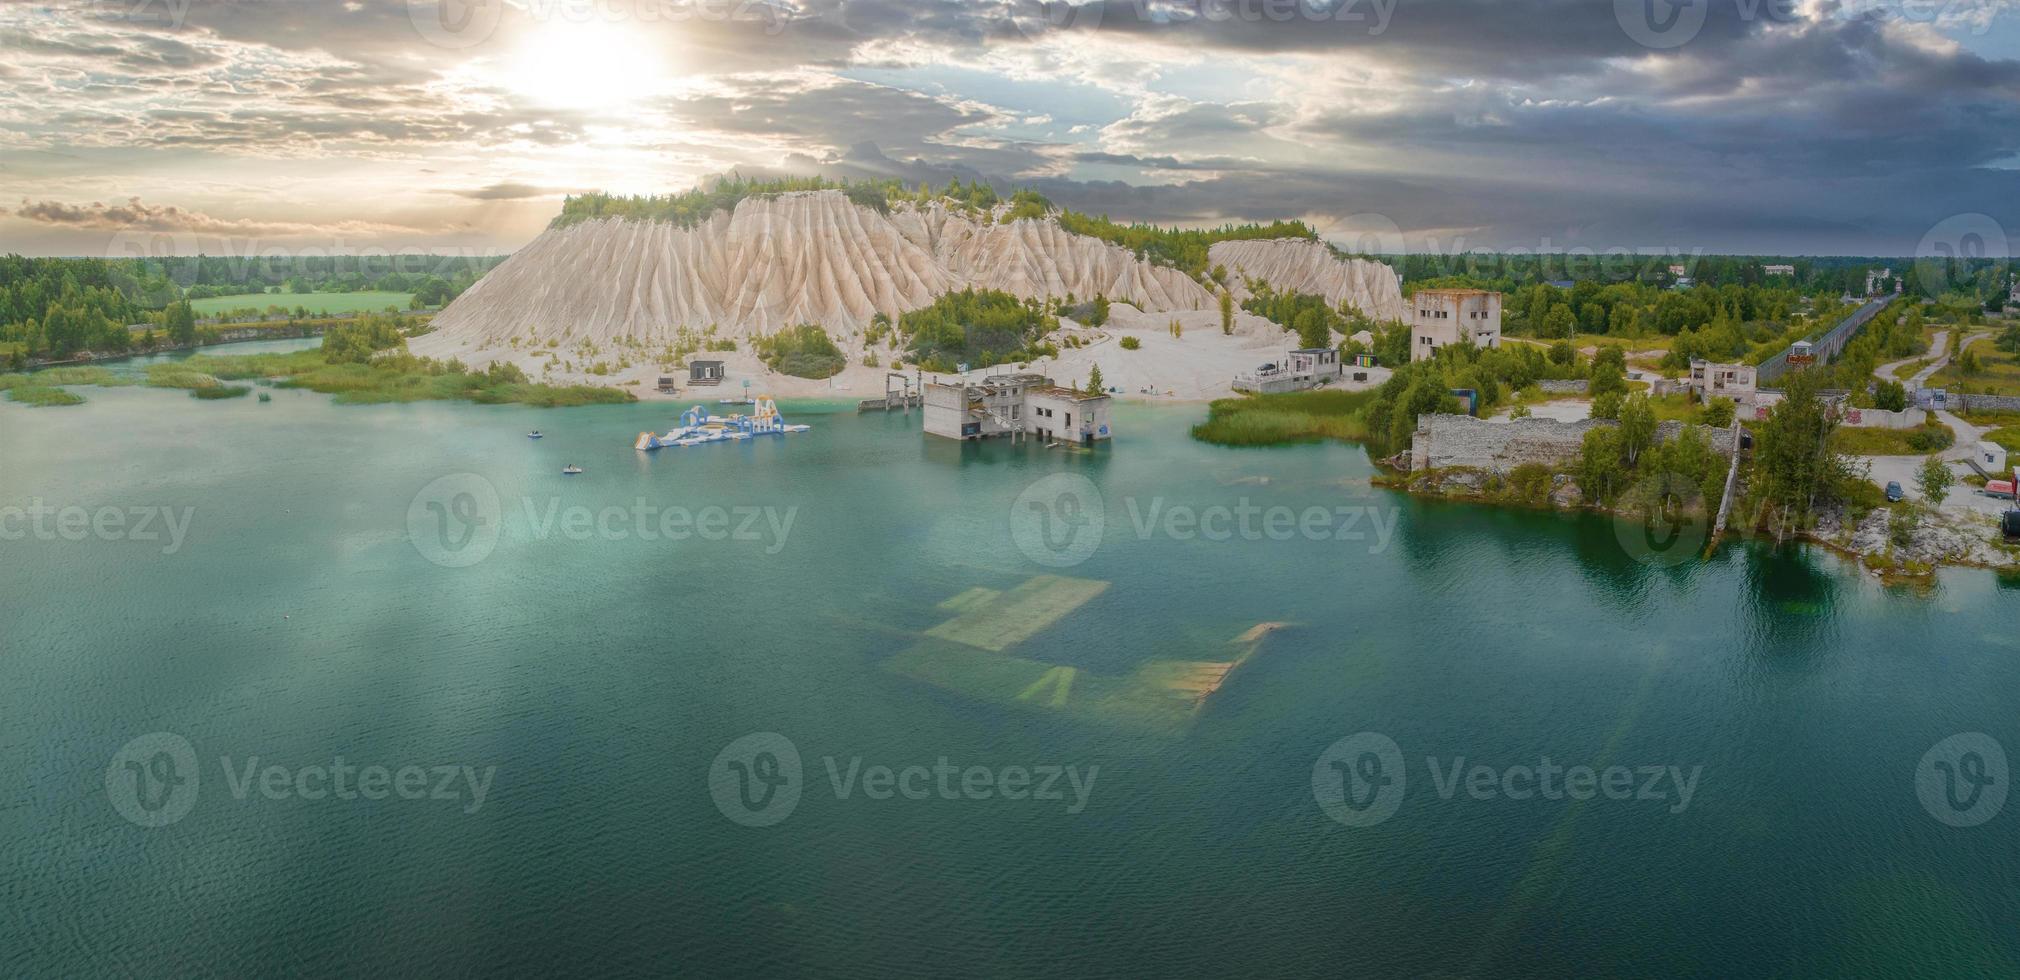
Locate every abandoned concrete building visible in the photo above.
<box><xmin>1686</xmin><ymin>359</ymin><xmax>1759</xmax><ymax>404</ymax></box>
<box><xmin>1410</xmin><ymin>289</ymin><xmax>1502</xmax><ymax>362</ymax></box>
<box><xmin>922</xmin><ymin>373</ymin><xmax>1113</xmax><ymax>444</ymax></box>
<box><xmin>1233</xmin><ymin>347</ymin><xmax>1342</xmax><ymax>394</ymax></box>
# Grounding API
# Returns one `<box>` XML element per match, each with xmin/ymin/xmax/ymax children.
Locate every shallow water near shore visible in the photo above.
<box><xmin>3</xmin><ymin>345</ymin><xmax>2017</xmax><ymax>976</ymax></box>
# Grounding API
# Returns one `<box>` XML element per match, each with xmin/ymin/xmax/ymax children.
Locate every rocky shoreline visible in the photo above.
<box><xmin>1384</xmin><ymin>462</ymin><xmax>2020</xmax><ymax>578</ymax></box>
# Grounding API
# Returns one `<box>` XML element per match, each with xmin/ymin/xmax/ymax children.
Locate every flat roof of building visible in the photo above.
<box><xmin>1411</xmin><ymin>288</ymin><xmax>1499</xmax><ymax>298</ymax></box>
<box><xmin>1030</xmin><ymin>385</ymin><xmax>1110</xmax><ymax>402</ymax></box>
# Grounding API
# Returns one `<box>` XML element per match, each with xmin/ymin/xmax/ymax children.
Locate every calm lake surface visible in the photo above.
<box><xmin>4</xmin><ymin>342</ymin><xmax>2018</xmax><ymax>977</ymax></box>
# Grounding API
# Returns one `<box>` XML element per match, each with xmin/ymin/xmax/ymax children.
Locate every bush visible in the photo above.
<box><xmin>1119</xmin><ymin>336</ymin><xmax>1141</xmax><ymax>350</ymax></box>
<box><xmin>753</xmin><ymin>324</ymin><xmax>846</xmax><ymax>378</ymax></box>
<box><xmin>1907</xmin><ymin>425</ymin><xmax>1954</xmax><ymax>452</ymax></box>
<box><xmin>1889</xmin><ymin>508</ymin><xmax>1916</xmax><ymax>549</ymax></box>
<box><xmin>1503</xmin><ymin>463</ymin><xmax>1554</xmax><ymax>506</ymax></box>
<box><xmin>901</xmin><ymin>289</ymin><xmax>1057</xmax><ymax>372</ymax></box>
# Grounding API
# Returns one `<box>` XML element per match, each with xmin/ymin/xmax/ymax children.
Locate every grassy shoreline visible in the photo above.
<box><xmin>1190</xmin><ymin>389</ymin><xmax>1378</xmax><ymax>447</ymax></box>
<box><xmin>3</xmin><ymin>334</ymin><xmax>634</xmax><ymax>409</ymax></box>
<box><xmin>184</xmin><ymin>348</ymin><xmax>633</xmax><ymax>406</ymax></box>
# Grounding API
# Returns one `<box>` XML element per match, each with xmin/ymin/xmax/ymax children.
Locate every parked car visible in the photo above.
<box><xmin>1884</xmin><ymin>481</ymin><xmax>1904</xmax><ymax>502</ymax></box>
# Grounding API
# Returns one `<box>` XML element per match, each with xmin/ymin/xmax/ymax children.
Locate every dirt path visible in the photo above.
<box><xmin>1874</xmin><ymin>328</ymin><xmax>1945</xmax><ymax>384</ymax></box>
<box><xmin>1863</xmin><ymin>328</ymin><xmax>1998</xmax><ymax>512</ymax></box>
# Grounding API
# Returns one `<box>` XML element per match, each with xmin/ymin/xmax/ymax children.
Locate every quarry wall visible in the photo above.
<box><xmin>1409</xmin><ymin>414</ymin><xmax>1736</xmax><ymax>472</ymax></box>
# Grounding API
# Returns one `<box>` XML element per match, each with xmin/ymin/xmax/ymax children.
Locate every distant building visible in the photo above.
<box><xmin>688</xmin><ymin>360</ymin><xmax>724</xmax><ymax>385</ymax></box>
<box><xmin>1687</xmin><ymin>359</ymin><xmax>1758</xmax><ymax>404</ymax></box>
<box><xmin>922</xmin><ymin>372</ymin><xmax>1112</xmax><ymax>444</ymax></box>
<box><xmin>1866</xmin><ymin>268</ymin><xmax>1896</xmax><ymax>296</ymax></box>
<box><xmin>1409</xmin><ymin>288</ymin><xmax>1501</xmax><ymax>362</ymax></box>
<box><xmin>1668</xmin><ymin>264</ymin><xmax>1688</xmax><ymax>278</ymax></box>
<box><xmin>1234</xmin><ymin>347</ymin><xmax>1341</xmax><ymax>394</ymax></box>
<box><xmin>1672</xmin><ymin>276</ymin><xmax>1696</xmax><ymax>290</ymax></box>
<box><xmin>1764</xmin><ymin>264</ymin><xmax>1795</xmax><ymax>277</ymax></box>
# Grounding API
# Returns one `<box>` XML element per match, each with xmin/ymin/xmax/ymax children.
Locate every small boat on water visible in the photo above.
<box><xmin>561</xmin><ymin>464</ymin><xmax>583</xmax><ymax>475</ymax></box>
<box><xmin>527</xmin><ymin>430</ymin><xmax>543</xmax><ymax>439</ymax></box>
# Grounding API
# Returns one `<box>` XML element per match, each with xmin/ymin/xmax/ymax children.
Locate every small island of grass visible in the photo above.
<box><xmin>4</xmin><ymin>385</ymin><xmax>86</xmax><ymax>407</ymax></box>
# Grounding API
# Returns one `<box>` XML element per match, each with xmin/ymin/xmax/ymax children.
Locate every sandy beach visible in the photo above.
<box><xmin>433</xmin><ymin>302</ymin><xmax>1393</xmax><ymax>404</ymax></box>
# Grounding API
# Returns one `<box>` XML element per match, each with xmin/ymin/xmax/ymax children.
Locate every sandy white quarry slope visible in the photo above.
<box><xmin>1207</xmin><ymin>238</ymin><xmax>1408</xmax><ymax>324</ymax></box>
<box><xmin>415</xmin><ymin>190</ymin><xmax>1403</xmax><ymax>360</ymax></box>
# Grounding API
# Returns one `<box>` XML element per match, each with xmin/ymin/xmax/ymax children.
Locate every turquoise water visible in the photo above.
<box><xmin>4</xmin><ymin>345</ymin><xmax>2018</xmax><ymax>976</ymax></box>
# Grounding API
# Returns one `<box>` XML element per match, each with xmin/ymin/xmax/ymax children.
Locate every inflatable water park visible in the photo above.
<box><xmin>634</xmin><ymin>397</ymin><xmax>811</xmax><ymax>450</ymax></box>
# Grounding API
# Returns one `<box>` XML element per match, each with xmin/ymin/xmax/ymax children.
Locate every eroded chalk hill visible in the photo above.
<box><xmin>417</xmin><ymin>189</ymin><xmax>1402</xmax><ymax>355</ymax></box>
<box><xmin>1207</xmin><ymin>238</ymin><xmax>1408</xmax><ymax>324</ymax></box>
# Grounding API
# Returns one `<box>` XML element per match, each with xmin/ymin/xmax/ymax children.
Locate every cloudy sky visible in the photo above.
<box><xmin>3</xmin><ymin>0</ymin><xmax>2019</xmax><ymax>259</ymax></box>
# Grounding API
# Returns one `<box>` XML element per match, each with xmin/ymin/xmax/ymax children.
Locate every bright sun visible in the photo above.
<box><xmin>506</xmin><ymin>20</ymin><xmax>664</xmax><ymax>112</ymax></box>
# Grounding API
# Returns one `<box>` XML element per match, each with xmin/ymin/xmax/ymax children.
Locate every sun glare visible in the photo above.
<box><xmin>506</xmin><ymin>20</ymin><xmax>664</xmax><ymax>111</ymax></box>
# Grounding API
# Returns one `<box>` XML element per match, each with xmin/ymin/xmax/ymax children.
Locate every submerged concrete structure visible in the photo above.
<box><xmin>922</xmin><ymin>373</ymin><xmax>1113</xmax><ymax>444</ymax></box>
